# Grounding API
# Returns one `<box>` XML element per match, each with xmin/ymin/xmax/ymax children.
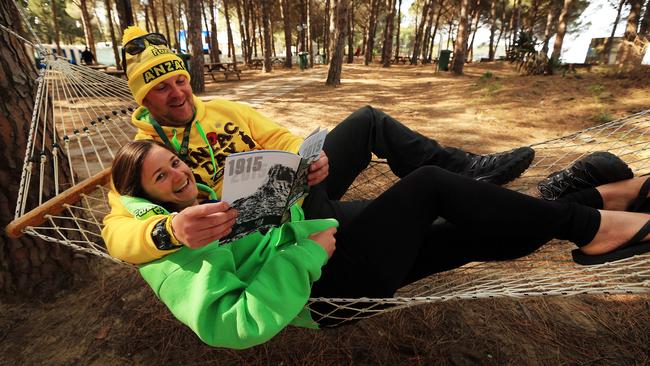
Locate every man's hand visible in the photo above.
<box><xmin>170</xmin><ymin>202</ymin><xmax>238</xmax><ymax>248</ymax></box>
<box><xmin>308</xmin><ymin>151</ymin><xmax>329</xmax><ymax>186</ymax></box>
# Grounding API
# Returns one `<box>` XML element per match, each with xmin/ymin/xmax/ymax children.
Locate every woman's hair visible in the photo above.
<box><xmin>112</xmin><ymin>140</ymin><xmax>177</xmax><ymax>200</ymax></box>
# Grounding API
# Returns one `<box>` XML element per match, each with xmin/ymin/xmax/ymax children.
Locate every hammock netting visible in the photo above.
<box><xmin>9</xmin><ymin>52</ymin><xmax>650</xmax><ymax>327</ymax></box>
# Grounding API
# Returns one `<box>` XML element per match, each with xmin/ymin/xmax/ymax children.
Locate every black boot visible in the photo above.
<box><xmin>459</xmin><ymin>147</ymin><xmax>535</xmax><ymax>185</ymax></box>
<box><xmin>537</xmin><ymin>151</ymin><xmax>633</xmax><ymax>200</ymax></box>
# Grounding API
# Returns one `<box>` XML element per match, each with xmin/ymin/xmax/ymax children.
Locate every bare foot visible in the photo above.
<box><xmin>581</xmin><ymin>210</ymin><xmax>650</xmax><ymax>255</ymax></box>
<box><xmin>597</xmin><ymin>176</ymin><xmax>649</xmax><ymax>211</ymax></box>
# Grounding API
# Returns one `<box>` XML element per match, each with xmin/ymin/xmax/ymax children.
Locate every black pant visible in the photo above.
<box><xmin>303</xmin><ymin>107</ymin><xmax>601</xmax><ymax>325</ymax></box>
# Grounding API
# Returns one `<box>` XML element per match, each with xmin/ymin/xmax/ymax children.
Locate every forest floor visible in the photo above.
<box><xmin>2</xmin><ymin>60</ymin><xmax>650</xmax><ymax>365</ymax></box>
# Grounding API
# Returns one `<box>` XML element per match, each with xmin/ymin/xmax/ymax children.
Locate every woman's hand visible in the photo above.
<box><xmin>307</xmin><ymin>151</ymin><xmax>329</xmax><ymax>186</ymax></box>
<box><xmin>170</xmin><ymin>202</ymin><xmax>238</xmax><ymax>248</ymax></box>
<box><xmin>308</xmin><ymin>227</ymin><xmax>337</xmax><ymax>258</ymax></box>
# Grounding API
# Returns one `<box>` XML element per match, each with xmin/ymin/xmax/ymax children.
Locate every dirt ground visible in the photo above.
<box><xmin>2</xmin><ymin>61</ymin><xmax>650</xmax><ymax>365</ymax></box>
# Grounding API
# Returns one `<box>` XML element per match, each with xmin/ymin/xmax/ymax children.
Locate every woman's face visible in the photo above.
<box><xmin>140</xmin><ymin>145</ymin><xmax>199</xmax><ymax>209</ymax></box>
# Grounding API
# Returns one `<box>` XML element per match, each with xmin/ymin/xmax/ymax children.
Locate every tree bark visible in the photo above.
<box><xmin>114</xmin><ymin>0</ymin><xmax>135</xmax><ymax>32</ymax></box>
<box><xmin>236</xmin><ymin>0</ymin><xmax>249</xmax><ymax>64</ymax></box>
<box><xmin>602</xmin><ymin>0</ymin><xmax>625</xmax><ymax>64</ymax></box>
<box><xmin>616</xmin><ymin>0</ymin><xmax>647</xmax><ymax>68</ymax></box>
<box><xmin>207</xmin><ymin>0</ymin><xmax>221</xmax><ymax>64</ymax></box>
<box><xmin>187</xmin><ymin>0</ymin><xmax>205</xmax><ymax>92</ymax></box>
<box><xmin>640</xmin><ymin>0</ymin><xmax>650</xmax><ymax>36</ymax></box>
<box><xmin>171</xmin><ymin>1</ymin><xmax>181</xmax><ymax>52</ymax></box>
<box><xmin>261</xmin><ymin>0</ymin><xmax>273</xmax><ymax>72</ymax></box>
<box><xmin>394</xmin><ymin>0</ymin><xmax>402</xmax><ymax>59</ymax></box>
<box><xmin>151</xmin><ymin>0</ymin><xmax>160</xmax><ymax>33</ymax></box>
<box><xmin>161</xmin><ymin>0</ymin><xmax>172</xmax><ymax>48</ymax></box>
<box><xmin>324</xmin><ymin>0</ymin><xmax>331</xmax><ymax>63</ymax></box>
<box><xmin>548</xmin><ymin>0</ymin><xmax>573</xmax><ymax>74</ymax></box>
<box><xmin>411</xmin><ymin>0</ymin><xmax>432</xmax><ymax>65</ymax></box>
<box><xmin>364</xmin><ymin>0</ymin><xmax>381</xmax><ymax>65</ymax></box>
<box><xmin>420</xmin><ymin>0</ymin><xmax>436</xmax><ymax>62</ymax></box>
<box><xmin>326</xmin><ymin>0</ymin><xmax>349</xmax><ymax>86</ymax></box>
<box><xmin>428</xmin><ymin>0</ymin><xmax>444</xmax><ymax>61</ymax></box>
<box><xmin>381</xmin><ymin>0</ymin><xmax>397</xmax><ymax>66</ymax></box>
<box><xmin>280</xmin><ymin>0</ymin><xmax>293</xmax><ymax>67</ymax></box>
<box><xmin>1</xmin><ymin>1</ymin><xmax>82</xmax><ymax>296</ymax></box>
<box><xmin>541</xmin><ymin>0</ymin><xmax>558</xmax><ymax>55</ymax></box>
<box><xmin>467</xmin><ymin>0</ymin><xmax>482</xmax><ymax>63</ymax></box>
<box><xmin>488</xmin><ymin>0</ymin><xmax>497</xmax><ymax>60</ymax></box>
<box><xmin>451</xmin><ymin>0</ymin><xmax>469</xmax><ymax>74</ymax></box>
<box><xmin>347</xmin><ymin>0</ymin><xmax>356</xmax><ymax>63</ymax></box>
<box><xmin>51</xmin><ymin>0</ymin><xmax>62</xmax><ymax>56</ymax></box>
<box><xmin>104</xmin><ymin>0</ymin><xmax>122</xmax><ymax>69</ymax></box>
<box><xmin>79</xmin><ymin>0</ymin><xmax>97</xmax><ymax>61</ymax></box>
<box><xmin>307</xmin><ymin>0</ymin><xmax>314</xmax><ymax>67</ymax></box>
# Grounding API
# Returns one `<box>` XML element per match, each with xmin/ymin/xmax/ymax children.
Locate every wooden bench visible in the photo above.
<box><xmin>204</xmin><ymin>62</ymin><xmax>242</xmax><ymax>81</ymax></box>
<box><xmin>103</xmin><ymin>70</ymin><xmax>126</xmax><ymax>79</ymax></box>
<box><xmin>247</xmin><ymin>59</ymin><xmax>264</xmax><ymax>70</ymax></box>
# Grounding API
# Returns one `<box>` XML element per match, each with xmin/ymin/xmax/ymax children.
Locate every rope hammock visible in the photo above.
<box><xmin>5</xmin><ymin>27</ymin><xmax>650</xmax><ymax>327</ymax></box>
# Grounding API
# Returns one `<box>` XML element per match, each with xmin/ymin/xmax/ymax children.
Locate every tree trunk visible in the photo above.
<box><xmin>548</xmin><ymin>0</ymin><xmax>573</xmax><ymax>74</ymax></box>
<box><xmin>364</xmin><ymin>0</ymin><xmax>381</xmax><ymax>65</ymax></box>
<box><xmin>261</xmin><ymin>0</ymin><xmax>273</xmax><ymax>72</ymax></box>
<box><xmin>51</xmin><ymin>0</ymin><xmax>62</xmax><ymax>56</ymax></box>
<box><xmin>428</xmin><ymin>0</ymin><xmax>444</xmax><ymax>61</ymax></box>
<box><xmin>381</xmin><ymin>0</ymin><xmax>397</xmax><ymax>66</ymax></box>
<box><xmin>206</xmin><ymin>0</ymin><xmax>221</xmax><ymax>64</ymax></box>
<box><xmin>104</xmin><ymin>0</ymin><xmax>122</xmax><ymax>69</ymax></box>
<box><xmin>541</xmin><ymin>0</ymin><xmax>557</xmax><ymax>55</ymax></box>
<box><xmin>326</xmin><ymin>0</ymin><xmax>349</xmax><ymax>86</ymax></box>
<box><xmin>347</xmin><ymin>0</ymin><xmax>356</xmax><ymax>63</ymax></box>
<box><xmin>144</xmin><ymin>4</ymin><xmax>151</xmax><ymax>32</ymax></box>
<box><xmin>616</xmin><ymin>0</ymin><xmax>647</xmax><ymax>68</ymax></box>
<box><xmin>280</xmin><ymin>0</ymin><xmax>293</xmax><ymax>68</ymax></box>
<box><xmin>467</xmin><ymin>0</ymin><xmax>482</xmax><ymax>63</ymax></box>
<box><xmin>602</xmin><ymin>0</ymin><xmax>624</xmax><ymax>64</ymax></box>
<box><xmin>394</xmin><ymin>0</ymin><xmax>402</xmax><ymax>59</ymax></box>
<box><xmin>178</xmin><ymin>2</ymin><xmax>185</xmax><ymax>51</ymax></box>
<box><xmin>171</xmin><ymin>1</ymin><xmax>181</xmax><ymax>52</ymax></box>
<box><xmin>307</xmin><ymin>0</ymin><xmax>314</xmax><ymax>67</ymax></box>
<box><xmin>411</xmin><ymin>0</ymin><xmax>431</xmax><ymax>64</ymax></box>
<box><xmin>451</xmin><ymin>0</ymin><xmax>469</xmax><ymax>74</ymax></box>
<box><xmin>151</xmin><ymin>0</ymin><xmax>160</xmax><ymax>33</ymax></box>
<box><xmin>79</xmin><ymin>0</ymin><xmax>97</xmax><ymax>61</ymax></box>
<box><xmin>324</xmin><ymin>0</ymin><xmax>331</xmax><ymax>63</ymax></box>
<box><xmin>640</xmin><ymin>0</ymin><xmax>650</xmax><ymax>36</ymax></box>
<box><xmin>236</xmin><ymin>0</ymin><xmax>249</xmax><ymax>64</ymax></box>
<box><xmin>187</xmin><ymin>0</ymin><xmax>205</xmax><ymax>92</ymax></box>
<box><xmin>488</xmin><ymin>0</ymin><xmax>497</xmax><ymax>60</ymax></box>
<box><xmin>420</xmin><ymin>0</ymin><xmax>436</xmax><ymax>63</ymax></box>
<box><xmin>114</xmin><ymin>0</ymin><xmax>135</xmax><ymax>32</ymax></box>
<box><xmin>1</xmin><ymin>1</ymin><xmax>83</xmax><ymax>296</ymax></box>
<box><xmin>220</xmin><ymin>0</ymin><xmax>235</xmax><ymax>62</ymax></box>
<box><xmin>161</xmin><ymin>0</ymin><xmax>172</xmax><ymax>48</ymax></box>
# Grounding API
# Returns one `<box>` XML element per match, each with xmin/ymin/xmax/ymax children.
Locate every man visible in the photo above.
<box><xmin>103</xmin><ymin>27</ymin><xmax>534</xmax><ymax>264</ymax></box>
<box><xmin>81</xmin><ymin>47</ymin><xmax>95</xmax><ymax>65</ymax></box>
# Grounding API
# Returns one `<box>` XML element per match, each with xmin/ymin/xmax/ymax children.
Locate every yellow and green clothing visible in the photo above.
<box><xmin>120</xmin><ymin>194</ymin><xmax>338</xmax><ymax>349</ymax></box>
<box><xmin>103</xmin><ymin>95</ymin><xmax>303</xmax><ymax>264</ymax></box>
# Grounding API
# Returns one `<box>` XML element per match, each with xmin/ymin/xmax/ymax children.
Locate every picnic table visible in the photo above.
<box><xmin>392</xmin><ymin>56</ymin><xmax>410</xmax><ymax>64</ymax></box>
<box><xmin>204</xmin><ymin>62</ymin><xmax>242</xmax><ymax>81</ymax></box>
<box><xmin>247</xmin><ymin>58</ymin><xmax>264</xmax><ymax>70</ymax></box>
<box><xmin>104</xmin><ymin>69</ymin><xmax>126</xmax><ymax>79</ymax></box>
<box><xmin>87</xmin><ymin>64</ymin><xmax>109</xmax><ymax>71</ymax></box>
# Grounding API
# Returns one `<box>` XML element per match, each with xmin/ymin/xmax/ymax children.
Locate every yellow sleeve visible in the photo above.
<box><xmin>102</xmin><ymin>189</ymin><xmax>180</xmax><ymax>264</ymax></box>
<box><xmin>241</xmin><ymin>104</ymin><xmax>303</xmax><ymax>154</ymax></box>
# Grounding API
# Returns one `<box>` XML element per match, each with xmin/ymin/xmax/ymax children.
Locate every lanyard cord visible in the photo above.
<box><xmin>147</xmin><ymin>113</ymin><xmax>218</xmax><ymax>180</ymax></box>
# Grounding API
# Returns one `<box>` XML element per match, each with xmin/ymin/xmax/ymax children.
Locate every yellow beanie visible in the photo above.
<box><xmin>122</xmin><ymin>26</ymin><xmax>191</xmax><ymax>105</ymax></box>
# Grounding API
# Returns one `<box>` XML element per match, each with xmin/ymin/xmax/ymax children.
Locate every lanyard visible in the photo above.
<box><xmin>149</xmin><ymin>116</ymin><xmax>193</xmax><ymax>161</ymax></box>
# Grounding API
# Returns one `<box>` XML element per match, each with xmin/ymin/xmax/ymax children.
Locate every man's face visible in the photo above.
<box><xmin>142</xmin><ymin>74</ymin><xmax>194</xmax><ymax>127</ymax></box>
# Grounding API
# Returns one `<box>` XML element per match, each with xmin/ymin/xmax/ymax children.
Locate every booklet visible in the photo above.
<box><xmin>220</xmin><ymin>127</ymin><xmax>328</xmax><ymax>243</ymax></box>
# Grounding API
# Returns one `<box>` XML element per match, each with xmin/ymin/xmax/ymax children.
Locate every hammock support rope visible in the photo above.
<box><xmin>4</xmin><ymin>23</ymin><xmax>650</xmax><ymax>325</ymax></box>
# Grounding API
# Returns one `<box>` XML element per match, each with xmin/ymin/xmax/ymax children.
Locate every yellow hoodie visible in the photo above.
<box><xmin>103</xmin><ymin>96</ymin><xmax>304</xmax><ymax>264</ymax></box>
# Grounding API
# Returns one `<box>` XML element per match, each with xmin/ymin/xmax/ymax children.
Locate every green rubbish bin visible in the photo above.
<box><xmin>438</xmin><ymin>50</ymin><xmax>452</xmax><ymax>71</ymax></box>
<box><xmin>179</xmin><ymin>53</ymin><xmax>191</xmax><ymax>72</ymax></box>
<box><xmin>298</xmin><ymin>52</ymin><xmax>308</xmax><ymax>70</ymax></box>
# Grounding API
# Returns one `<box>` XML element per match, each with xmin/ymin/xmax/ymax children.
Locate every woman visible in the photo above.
<box><xmin>109</xmin><ymin>140</ymin><xmax>650</xmax><ymax>348</ymax></box>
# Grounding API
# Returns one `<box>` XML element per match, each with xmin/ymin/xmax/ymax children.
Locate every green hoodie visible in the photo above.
<box><xmin>122</xmin><ymin>195</ymin><xmax>338</xmax><ymax>349</ymax></box>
